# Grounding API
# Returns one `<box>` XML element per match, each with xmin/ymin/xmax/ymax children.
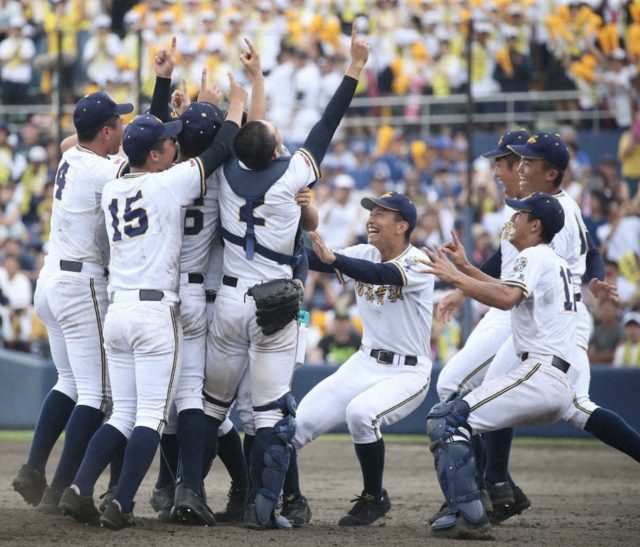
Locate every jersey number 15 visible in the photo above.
<box><xmin>109</xmin><ymin>191</ymin><xmax>148</xmax><ymax>241</ymax></box>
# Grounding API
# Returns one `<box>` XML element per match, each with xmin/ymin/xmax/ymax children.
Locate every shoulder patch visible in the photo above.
<box><xmin>513</xmin><ymin>256</ymin><xmax>528</xmax><ymax>272</ymax></box>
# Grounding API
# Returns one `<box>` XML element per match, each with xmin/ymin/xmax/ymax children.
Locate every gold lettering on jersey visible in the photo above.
<box><xmin>500</xmin><ymin>218</ymin><xmax>515</xmax><ymax>240</ymax></box>
<box><xmin>354</xmin><ymin>281</ymin><xmax>404</xmax><ymax>304</ymax></box>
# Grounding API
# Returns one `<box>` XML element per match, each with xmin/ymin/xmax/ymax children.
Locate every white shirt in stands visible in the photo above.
<box><xmin>218</xmin><ymin>149</ymin><xmax>318</xmax><ymax>283</ymax></box>
<box><xmin>502</xmin><ymin>244</ymin><xmax>577</xmax><ymax>362</ymax></box>
<box><xmin>336</xmin><ymin>244</ymin><xmax>433</xmax><ymax>358</ymax></box>
<box><xmin>48</xmin><ymin>145</ymin><xmax>127</xmax><ymax>267</ymax></box>
<box><xmin>102</xmin><ymin>158</ymin><xmax>205</xmax><ymax>297</ymax></box>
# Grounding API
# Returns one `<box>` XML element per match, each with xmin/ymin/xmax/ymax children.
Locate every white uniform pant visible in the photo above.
<box><xmin>34</xmin><ymin>265</ymin><xmax>109</xmax><ymax>411</ymax></box>
<box><xmin>294</xmin><ymin>349</ymin><xmax>431</xmax><ymax>447</ymax></box>
<box><xmin>436</xmin><ymin>308</ymin><xmax>511</xmax><ymax>401</ymax></box>
<box><xmin>104</xmin><ymin>298</ymin><xmax>182</xmax><ymax>438</ymax></box>
<box><xmin>464</xmin><ymin>355</ymin><xmax>573</xmax><ymax>434</ymax></box>
<box><xmin>204</xmin><ymin>282</ymin><xmax>297</xmax><ymax>430</ymax></box>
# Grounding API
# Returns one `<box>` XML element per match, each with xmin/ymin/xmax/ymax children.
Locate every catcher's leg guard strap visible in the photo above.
<box><xmin>426</xmin><ymin>400</ymin><xmax>485</xmax><ymax>525</ymax></box>
<box><xmin>251</xmin><ymin>415</ymin><xmax>296</xmax><ymax>526</ymax></box>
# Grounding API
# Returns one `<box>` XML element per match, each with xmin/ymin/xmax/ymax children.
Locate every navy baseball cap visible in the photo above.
<box><xmin>73</xmin><ymin>91</ymin><xmax>133</xmax><ymax>133</ymax></box>
<box><xmin>508</xmin><ymin>133</ymin><xmax>569</xmax><ymax>171</ymax></box>
<box><xmin>482</xmin><ymin>129</ymin><xmax>530</xmax><ymax>158</ymax></box>
<box><xmin>122</xmin><ymin>114</ymin><xmax>183</xmax><ymax>159</ymax></box>
<box><xmin>361</xmin><ymin>191</ymin><xmax>417</xmax><ymax>233</ymax></box>
<box><xmin>505</xmin><ymin>191</ymin><xmax>565</xmax><ymax>237</ymax></box>
<box><xmin>178</xmin><ymin>102</ymin><xmax>224</xmax><ymax>157</ymax></box>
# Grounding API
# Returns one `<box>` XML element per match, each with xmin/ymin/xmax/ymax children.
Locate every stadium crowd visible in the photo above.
<box><xmin>0</xmin><ymin>0</ymin><xmax>639</xmax><ymax>366</ymax></box>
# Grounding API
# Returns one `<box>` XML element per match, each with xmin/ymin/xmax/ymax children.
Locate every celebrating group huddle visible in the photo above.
<box><xmin>11</xmin><ymin>27</ymin><xmax>640</xmax><ymax>541</ymax></box>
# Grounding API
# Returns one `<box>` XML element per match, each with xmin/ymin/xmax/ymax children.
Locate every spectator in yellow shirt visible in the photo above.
<box><xmin>617</xmin><ymin>112</ymin><xmax>640</xmax><ymax>198</ymax></box>
<box><xmin>613</xmin><ymin>312</ymin><xmax>640</xmax><ymax>367</ymax></box>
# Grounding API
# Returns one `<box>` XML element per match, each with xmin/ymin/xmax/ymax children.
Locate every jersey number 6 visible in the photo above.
<box><xmin>109</xmin><ymin>191</ymin><xmax>149</xmax><ymax>242</ymax></box>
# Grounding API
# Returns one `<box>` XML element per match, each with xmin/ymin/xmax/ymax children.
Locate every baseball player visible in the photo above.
<box><xmin>472</xmin><ymin>134</ymin><xmax>640</xmax><ymax>521</ymax></box>
<box><xmin>202</xmin><ymin>24</ymin><xmax>369</xmax><ymax>530</ymax></box>
<box><xmin>420</xmin><ymin>192</ymin><xmax>575</xmax><ymax>539</ymax></box>
<box><xmin>281</xmin><ymin>192</ymin><xmax>433</xmax><ymax>527</ymax></box>
<box><xmin>57</xmin><ymin>78</ymin><xmax>247</xmax><ymax>530</ymax></box>
<box><xmin>12</xmin><ymin>92</ymin><xmax>132</xmax><ymax>510</ymax></box>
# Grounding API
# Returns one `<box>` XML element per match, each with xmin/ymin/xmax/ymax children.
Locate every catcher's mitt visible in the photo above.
<box><xmin>247</xmin><ymin>278</ymin><xmax>303</xmax><ymax>336</ymax></box>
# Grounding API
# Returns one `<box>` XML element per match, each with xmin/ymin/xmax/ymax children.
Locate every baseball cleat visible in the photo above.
<box><xmin>338</xmin><ymin>489</ymin><xmax>391</xmax><ymax>526</ymax></box>
<box><xmin>429</xmin><ymin>512</ymin><xmax>493</xmax><ymax>540</ymax></box>
<box><xmin>281</xmin><ymin>494</ymin><xmax>312</xmax><ymax>526</ymax></box>
<box><xmin>37</xmin><ymin>486</ymin><xmax>63</xmax><ymax>514</ymax></box>
<box><xmin>487</xmin><ymin>481</ymin><xmax>518</xmax><ymax>524</ymax></box>
<box><xmin>427</xmin><ymin>489</ymin><xmax>492</xmax><ymax>526</ymax></box>
<box><xmin>100</xmin><ymin>499</ymin><xmax>135</xmax><ymax>530</ymax></box>
<box><xmin>490</xmin><ymin>484</ymin><xmax>531</xmax><ymax>524</ymax></box>
<box><xmin>171</xmin><ymin>484</ymin><xmax>216</xmax><ymax>526</ymax></box>
<box><xmin>59</xmin><ymin>485</ymin><xmax>101</xmax><ymax>526</ymax></box>
<box><xmin>97</xmin><ymin>486</ymin><xmax>116</xmax><ymax>513</ymax></box>
<box><xmin>12</xmin><ymin>464</ymin><xmax>47</xmax><ymax>506</ymax></box>
<box><xmin>150</xmin><ymin>484</ymin><xmax>175</xmax><ymax>522</ymax></box>
<box><xmin>215</xmin><ymin>486</ymin><xmax>247</xmax><ymax>523</ymax></box>
<box><xmin>244</xmin><ymin>502</ymin><xmax>292</xmax><ymax>530</ymax></box>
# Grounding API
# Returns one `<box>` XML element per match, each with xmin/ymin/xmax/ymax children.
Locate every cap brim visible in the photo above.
<box><xmin>504</xmin><ymin>197</ymin><xmax>532</xmax><ymax>212</ymax></box>
<box><xmin>159</xmin><ymin>120</ymin><xmax>183</xmax><ymax>139</ymax></box>
<box><xmin>482</xmin><ymin>147</ymin><xmax>511</xmax><ymax>159</ymax></box>
<box><xmin>507</xmin><ymin>144</ymin><xmax>543</xmax><ymax>159</ymax></box>
<box><xmin>360</xmin><ymin>196</ymin><xmax>400</xmax><ymax>212</ymax></box>
<box><xmin>115</xmin><ymin>103</ymin><xmax>134</xmax><ymax>115</ymax></box>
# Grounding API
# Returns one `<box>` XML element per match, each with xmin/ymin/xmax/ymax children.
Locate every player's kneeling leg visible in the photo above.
<box><xmin>245</xmin><ymin>394</ymin><xmax>297</xmax><ymax>530</ymax></box>
<box><xmin>426</xmin><ymin>399</ymin><xmax>490</xmax><ymax>538</ymax></box>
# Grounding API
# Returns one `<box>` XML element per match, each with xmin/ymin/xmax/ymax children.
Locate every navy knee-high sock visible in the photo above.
<box><xmin>176</xmin><ymin>409</ymin><xmax>205</xmax><ymax>495</ymax></box>
<box><xmin>217</xmin><ymin>426</ymin><xmax>248</xmax><ymax>490</ymax></box>
<box><xmin>354</xmin><ymin>439</ymin><xmax>385</xmax><ymax>499</ymax></box>
<box><xmin>113</xmin><ymin>426</ymin><xmax>161</xmax><ymax>513</ymax></box>
<box><xmin>282</xmin><ymin>446</ymin><xmax>301</xmax><ymax>497</ymax></box>
<box><xmin>50</xmin><ymin>405</ymin><xmax>104</xmax><ymax>492</ymax></box>
<box><xmin>243</xmin><ymin>433</ymin><xmax>254</xmax><ymax>479</ymax></box>
<box><xmin>484</xmin><ymin>428</ymin><xmax>514</xmax><ymax>484</ymax></box>
<box><xmin>74</xmin><ymin>423</ymin><xmax>126</xmax><ymax>497</ymax></box>
<box><xmin>585</xmin><ymin>407</ymin><xmax>640</xmax><ymax>463</ymax></box>
<box><xmin>156</xmin><ymin>433</ymin><xmax>178</xmax><ymax>489</ymax></box>
<box><xmin>108</xmin><ymin>439</ymin><xmax>125</xmax><ymax>489</ymax></box>
<box><xmin>471</xmin><ymin>434</ymin><xmax>486</xmax><ymax>490</ymax></box>
<box><xmin>201</xmin><ymin>415</ymin><xmax>222</xmax><ymax>479</ymax></box>
<box><xmin>27</xmin><ymin>390</ymin><xmax>76</xmax><ymax>473</ymax></box>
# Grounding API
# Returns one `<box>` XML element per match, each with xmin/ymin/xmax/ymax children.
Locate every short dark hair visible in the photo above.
<box><xmin>505</xmin><ymin>153</ymin><xmax>520</xmax><ymax>168</ymax></box>
<box><xmin>127</xmin><ymin>138</ymin><xmax>167</xmax><ymax>168</ymax></box>
<box><xmin>542</xmin><ymin>159</ymin><xmax>564</xmax><ymax>188</ymax></box>
<box><xmin>233</xmin><ymin>121</ymin><xmax>276</xmax><ymax>170</ymax></box>
<box><xmin>77</xmin><ymin>116</ymin><xmax>119</xmax><ymax>143</ymax></box>
<box><xmin>527</xmin><ymin>211</ymin><xmax>554</xmax><ymax>243</ymax></box>
<box><xmin>392</xmin><ymin>211</ymin><xmax>411</xmax><ymax>242</ymax></box>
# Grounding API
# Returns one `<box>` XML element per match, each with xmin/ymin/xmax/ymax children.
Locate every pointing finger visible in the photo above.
<box><xmin>200</xmin><ymin>68</ymin><xmax>207</xmax><ymax>90</ymax></box>
<box><xmin>170</xmin><ymin>36</ymin><xmax>177</xmax><ymax>56</ymax></box>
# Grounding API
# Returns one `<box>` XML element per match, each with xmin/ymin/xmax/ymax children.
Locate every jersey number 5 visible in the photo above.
<box><xmin>184</xmin><ymin>197</ymin><xmax>204</xmax><ymax>235</ymax></box>
<box><xmin>559</xmin><ymin>266</ymin><xmax>577</xmax><ymax>312</ymax></box>
<box><xmin>109</xmin><ymin>191</ymin><xmax>148</xmax><ymax>242</ymax></box>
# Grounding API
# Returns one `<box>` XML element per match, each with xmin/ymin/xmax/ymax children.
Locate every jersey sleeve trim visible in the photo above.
<box><xmin>194</xmin><ymin>157</ymin><xmax>206</xmax><ymax>197</ymax></box>
<box><xmin>501</xmin><ymin>280</ymin><xmax>528</xmax><ymax>297</ymax></box>
<box><xmin>390</xmin><ymin>261</ymin><xmax>408</xmax><ymax>286</ymax></box>
<box><xmin>116</xmin><ymin>160</ymin><xmax>129</xmax><ymax>178</ymax></box>
<box><xmin>333</xmin><ymin>267</ymin><xmax>346</xmax><ymax>284</ymax></box>
<box><xmin>297</xmin><ymin>147</ymin><xmax>320</xmax><ymax>180</ymax></box>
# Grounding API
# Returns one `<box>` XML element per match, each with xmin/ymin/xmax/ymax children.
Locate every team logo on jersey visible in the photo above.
<box><xmin>403</xmin><ymin>256</ymin><xmax>420</xmax><ymax>271</ymax></box>
<box><xmin>501</xmin><ymin>219</ymin><xmax>515</xmax><ymax>240</ymax></box>
<box><xmin>355</xmin><ymin>281</ymin><xmax>404</xmax><ymax>304</ymax></box>
<box><xmin>513</xmin><ymin>256</ymin><xmax>528</xmax><ymax>272</ymax></box>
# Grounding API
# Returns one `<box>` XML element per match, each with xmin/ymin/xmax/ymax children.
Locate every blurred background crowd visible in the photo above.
<box><xmin>0</xmin><ymin>0</ymin><xmax>639</xmax><ymax>367</ymax></box>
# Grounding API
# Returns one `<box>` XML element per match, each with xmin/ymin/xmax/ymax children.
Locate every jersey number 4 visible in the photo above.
<box><xmin>109</xmin><ymin>191</ymin><xmax>148</xmax><ymax>241</ymax></box>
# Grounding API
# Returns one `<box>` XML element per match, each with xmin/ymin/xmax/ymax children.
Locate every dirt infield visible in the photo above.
<box><xmin>1</xmin><ymin>436</ymin><xmax>638</xmax><ymax>546</ymax></box>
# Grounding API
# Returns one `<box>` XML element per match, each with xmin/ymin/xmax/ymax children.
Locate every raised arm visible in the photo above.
<box><xmin>150</xmin><ymin>36</ymin><xmax>177</xmax><ymax>122</ymax></box>
<box><xmin>301</xmin><ymin>24</ymin><xmax>369</xmax><ymax>165</ymax></box>
<box><xmin>240</xmin><ymin>37</ymin><xmax>266</xmax><ymax>122</ymax></box>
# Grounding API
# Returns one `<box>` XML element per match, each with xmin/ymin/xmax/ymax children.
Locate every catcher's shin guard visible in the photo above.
<box><xmin>250</xmin><ymin>415</ymin><xmax>296</xmax><ymax>526</ymax></box>
<box><xmin>426</xmin><ymin>400</ymin><xmax>486</xmax><ymax>526</ymax></box>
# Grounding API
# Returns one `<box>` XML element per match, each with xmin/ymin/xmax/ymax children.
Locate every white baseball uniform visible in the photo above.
<box><xmin>101</xmin><ymin>158</ymin><xmax>205</xmax><ymax>438</ymax></box>
<box><xmin>463</xmin><ymin>244</ymin><xmax>576</xmax><ymax>433</ymax></box>
<box><xmin>203</xmin><ymin>149</ymin><xmax>318</xmax><ymax>430</ymax></box>
<box><xmin>35</xmin><ymin>144</ymin><xmax>127</xmax><ymax>411</ymax></box>
<box><xmin>482</xmin><ymin>190</ymin><xmax>598</xmax><ymax>429</ymax></box>
<box><xmin>294</xmin><ymin>244</ymin><xmax>433</xmax><ymax>448</ymax></box>
<box><xmin>437</xmin><ymin>203</ymin><xmax>519</xmax><ymax>400</ymax></box>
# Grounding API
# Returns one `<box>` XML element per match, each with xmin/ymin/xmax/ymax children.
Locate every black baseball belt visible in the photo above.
<box><xmin>205</xmin><ymin>290</ymin><xmax>217</xmax><ymax>303</ymax></box>
<box><xmin>59</xmin><ymin>259</ymin><xmax>108</xmax><ymax>277</ymax></box>
<box><xmin>520</xmin><ymin>352</ymin><xmax>570</xmax><ymax>374</ymax></box>
<box><xmin>187</xmin><ymin>273</ymin><xmax>204</xmax><ymax>284</ymax></box>
<box><xmin>361</xmin><ymin>345</ymin><xmax>418</xmax><ymax>366</ymax></box>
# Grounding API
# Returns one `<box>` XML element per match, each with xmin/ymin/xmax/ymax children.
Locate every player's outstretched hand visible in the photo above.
<box><xmin>309</xmin><ymin>231</ymin><xmax>336</xmax><ymax>264</ymax></box>
<box><xmin>240</xmin><ymin>37</ymin><xmax>262</xmax><ymax>81</ymax></box>
<box><xmin>346</xmin><ymin>23</ymin><xmax>370</xmax><ymax>79</ymax></box>
<box><xmin>171</xmin><ymin>79</ymin><xmax>191</xmax><ymax>116</ymax></box>
<box><xmin>155</xmin><ymin>36</ymin><xmax>177</xmax><ymax>79</ymax></box>
<box><xmin>227</xmin><ymin>71</ymin><xmax>248</xmax><ymax>106</ymax></box>
<box><xmin>197</xmin><ymin>68</ymin><xmax>223</xmax><ymax>105</ymax></box>
<box><xmin>441</xmin><ymin>230</ymin><xmax>469</xmax><ymax>270</ymax></box>
<box><xmin>588</xmin><ymin>278</ymin><xmax>619</xmax><ymax>303</ymax></box>
<box><xmin>418</xmin><ymin>245</ymin><xmax>460</xmax><ymax>284</ymax></box>
<box><xmin>436</xmin><ymin>289</ymin><xmax>464</xmax><ymax>323</ymax></box>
